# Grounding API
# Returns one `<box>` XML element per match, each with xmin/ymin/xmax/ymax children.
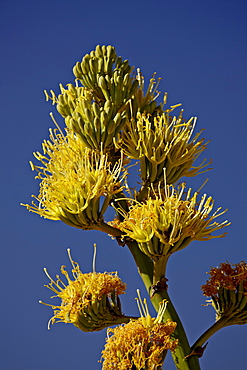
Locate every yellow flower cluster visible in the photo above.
<box><xmin>115</xmin><ymin>111</ymin><xmax>210</xmax><ymax>184</ymax></box>
<box><xmin>113</xmin><ymin>184</ymin><xmax>230</xmax><ymax>258</ymax></box>
<box><xmin>21</xmin><ymin>128</ymin><xmax>125</xmax><ymax>229</ymax></box>
<box><xmin>40</xmin><ymin>250</ymin><xmax>127</xmax><ymax>332</ymax></box>
<box><xmin>101</xmin><ymin>297</ymin><xmax>178</xmax><ymax>370</ymax></box>
<box><xmin>23</xmin><ymin>45</ymin><xmax>213</xmax><ymax>234</ymax></box>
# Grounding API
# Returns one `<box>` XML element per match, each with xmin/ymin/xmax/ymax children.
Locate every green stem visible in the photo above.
<box><xmin>125</xmin><ymin>239</ymin><xmax>154</xmax><ymax>290</ymax></box>
<box><xmin>153</xmin><ymin>256</ymin><xmax>169</xmax><ymax>284</ymax></box>
<box><xmin>136</xmin><ymin>180</ymin><xmax>150</xmax><ymax>202</ymax></box>
<box><xmin>93</xmin><ymin>222</ymin><xmax>123</xmax><ymax>237</ymax></box>
<box><xmin>95</xmin><ymin>227</ymin><xmax>201</xmax><ymax>369</ymax></box>
<box><xmin>191</xmin><ymin>316</ymin><xmax>231</xmax><ymax>350</ymax></box>
<box><xmin>126</xmin><ymin>240</ymin><xmax>201</xmax><ymax>370</ymax></box>
<box><xmin>151</xmin><ymin>290</ymin><xmax>201</xmax><ymax>370</ymax></box>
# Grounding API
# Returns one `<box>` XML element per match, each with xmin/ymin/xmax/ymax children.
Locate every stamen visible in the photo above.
<box><xmin>196</xmin><ymin>178</ymin><xmax>209</xmax><ymax>194</ymax></box>
<box><xmin>92</xmin><ymin>243</ymin><xmax>97</xmax><ymax>273</ymax></box>
<box><xmin>188</xmin><ymin>117</ymin><xmax>197</xmax><ymax>141</ymax></box>
<box><xmin>49</xmin><ymin>112</ymin><xmax>65</xmax><ymax>138</ymax></box>
<box><xmin>29</xmin><ymin>161</ymin><xmax>35</xmax><ymax>171</ymax></box>
<box><xmin>136</xmin><ymin>289</ymin><xmax>149</xmax><ymax>317</ymax></box>
<box><xmin>44</xmin><ymin>90</ymin><xmax>49</xmax><ymax>101</ymax></box>
<box><xmin>43</xmin><ymin>268</ymin><xmax>56</xmax><ymax>284</ymax></box>
<box><xmin>67</xmin><ymin>248</ymin><xmax>76</xmax><ymax>271</ymax></box>
<box><xmin>163</xmin><ymin>168</ymin><xmax>168</xmax><ymax>198</ymax></box>
<box><xmin>155</xmin><ymin>299</ymin><xmax>168</xmax><ymax>324</ymax></box>
<box><xmin>47</xmin><ymin>317</ymin><xmax>53</xmax><ymax>330</ymax></box>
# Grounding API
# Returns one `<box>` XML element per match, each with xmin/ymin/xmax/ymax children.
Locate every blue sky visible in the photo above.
<box><xmin>1</xmin><ymin>0</ymin><xmax>247</xmax><ymax>369</ymax></box>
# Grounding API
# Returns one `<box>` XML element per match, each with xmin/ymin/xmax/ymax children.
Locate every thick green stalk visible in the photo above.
<box><xmin>151</xmin><ymin>290</ymin><xmax>201</xmax><ymax>370</ymax></box>
<box><xmin>126</xmin><ymin>240</ymin><xmax>201</xmax><ymax>370</ymax></box>
<box><xmin>94</xmin><ymin>224</ymin><xmax>201</xmax><ymax>369</ymax></box>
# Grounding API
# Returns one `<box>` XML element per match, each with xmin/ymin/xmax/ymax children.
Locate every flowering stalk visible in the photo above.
<box><xmin>22</xmin><ymin>44</ymin><xmax>244</xmax><ymax>370</ymax></box>
<box><xmin>126</xmin><ymin>239</ymin><xmax>201</xmax><ymax>370</ymax></box>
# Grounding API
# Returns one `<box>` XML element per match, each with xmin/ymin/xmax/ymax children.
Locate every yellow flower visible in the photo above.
<box><xmin>130</xmin><ymin>68</ymin><xmax>163</xmax><ymax>116</ymax></box>
<box><xmin>101</xmin><ymin>292</ymin><xmax>178</xmax><ymax>370</ymax></box>
<box><xmin>202</xmin><ymin>261</ymin><xmax>247</xmax><ymax>324</ymax></box>
<box><xmin>115</xmin><ymin>111</ymin><xmax>211</xmax><ymax>184</ymax></box>
<box><xmin>21</xmin><ymin>128</ymin><xmax>125</xmax><ymax>229</ymax></box>
<box><xmin>40</xmin><ymin>249</ymin><xmax>128</xmax><ymax>332</ymax></box>
<box><xmin>113</xmin><ymin>184</ymin><xmax>230</xmax><ymax>258</ymax></box>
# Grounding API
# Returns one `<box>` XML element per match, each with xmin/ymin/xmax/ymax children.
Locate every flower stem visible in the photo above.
<box><xmin>126</xmin><ymin>240</ymin><xmax>201</xmax><ymax>370</ymax></box>
<box><xmin>95</xmin><ymin>229</ymin><xmax>201</xmax><ymax>369</ymax></box>
<box><xmin>191</xmin><ymin>316</ymin><xmax>231</xmax><ymax>350</ymax></box>
<box><xmin>151</xmin><ymin>290</ymin><xmax>201</xmax><ymax>370</ymax></box>
<box><xmin>94</xmin><ymin>222</ymin><xmax>123</xmax><ymax>237</ymax></box>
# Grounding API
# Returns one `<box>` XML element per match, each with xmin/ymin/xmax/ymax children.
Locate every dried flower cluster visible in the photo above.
<box><xmin>202</xmin><ymin>261</ymin><xmax>247</xmax><ymax>325</ymax></box>
<box><xmin>202</xmin><ymin>261</ymin><xmax>247</xmax><ymax>298</ymax></box>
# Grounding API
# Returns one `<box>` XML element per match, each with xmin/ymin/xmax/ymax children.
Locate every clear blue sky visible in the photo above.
<box><xmin>1</xmin><ymin>1</ymin><xmax>247</xmax><ymax>369</ymax></box>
